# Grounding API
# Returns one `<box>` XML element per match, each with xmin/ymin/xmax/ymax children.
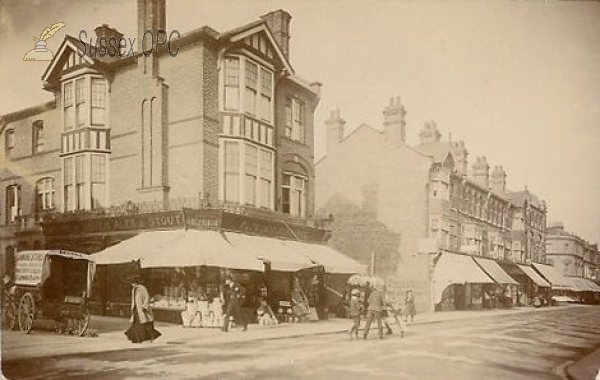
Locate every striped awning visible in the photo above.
<box><xmin>518</xmin><ymin>264</ymin><xmax>551</xmax><ymax>288</ymax></box>
<box><xmin>473</xmin><ymin>257</ymin><xmax>518</xmax><ymax>285</ymax></box>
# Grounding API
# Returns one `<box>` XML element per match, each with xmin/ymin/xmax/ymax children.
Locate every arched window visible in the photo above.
<box><xmin>36</xmin><ymin>177</ymin><xmax>55</xmax><ymax>211</ymax></box>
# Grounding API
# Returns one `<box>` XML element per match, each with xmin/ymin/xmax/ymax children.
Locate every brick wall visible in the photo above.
<box><xmin>275</xmin><ymin>77</ymin><xmax>317</xmax><ymax>216</ymax></box>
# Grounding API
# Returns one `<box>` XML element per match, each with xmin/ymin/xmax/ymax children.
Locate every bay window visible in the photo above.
<box><xmin>259</xmin><ymin>150</ymin><xmax>273</xmax><ymax>208</ymax></box>
<box><xmin>91</xmin><ymin>154</ymin><xmax>106</xmax><ymax>209</ymax></box>
<box><xmin>224</xmin><ymin>141</ymin><xmax>240</xmax><ymax>203</ymax></box>
<box><xmin>91</xmin><ymin>79</ymin><xmax>106</xmax><ymax>125</ymax></box>
<box><xmin>62</xmin><ymin>75</ymin><xmax>107</xmax><ymax>130</ymax></box>
<box><xmin>64</xmin><ymin>157</ymin><xmax>74</xmax><ymax>211</ymax></box>
<box><xmin>221</xmin><ymin>140</ymin><xmax>274</xmax><ymax>209</ymax></box>
<box><xmin>224</xmin><ymin>57</ymin><xmax>240</xmax><ymax>111</ymax></box>
<box><xmin>222</xmin><ymin>55</ymin><xmax>273</xmax><ymax>122</ymax></box>
<box><xmin>63</xmin><ymin>153</ymin><xmax>108</xmax><ymax>211</ymax></box>
<box><xmin>64</xmin><ymin>82</ymin><xmax>75</xmax><ymax>130</ymax></box>
<box><xmin>245</xmin><ymin>61</ymin><xmax>258</xmax><ymax>116</ymax></box>
<box><xmin>245</xmin><ymin>144</ymin><xmax>258</xmax><ymax>205</ymax></box>
<box><xmin>75</xmin><ymin>155</ymin><xmax>85</xmax><ymax>210</ymax></box>
<box><xmin>76</xmin><ymin>78</ymin><xmax>86</xmax><ymax>127</ymax></box>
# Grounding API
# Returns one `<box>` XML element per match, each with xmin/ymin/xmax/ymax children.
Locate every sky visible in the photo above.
<box><xmin>1</xmin><ymin>0</ymin><xmax>599</xmax><ymax>244</ymax></box>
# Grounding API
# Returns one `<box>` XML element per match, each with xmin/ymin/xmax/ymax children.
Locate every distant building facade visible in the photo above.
<box><xmin>316</xmin><ymin>98</ymin><xmax>548</xmax><ymax>312</ymax></box>
<box><xmin>546</xmin><ymin>222</ymin><xmax>599</xmax><ymax>280</ymax></box>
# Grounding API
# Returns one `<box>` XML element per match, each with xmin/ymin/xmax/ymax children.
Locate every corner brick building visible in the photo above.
<box><xmin>0</xmin><ymin>3</ymin><xmax>325</xmax><ymax>274</ymax></box>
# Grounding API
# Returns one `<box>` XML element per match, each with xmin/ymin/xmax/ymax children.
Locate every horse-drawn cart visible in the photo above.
<box><xmin>9</xmin><ymin>250</ymin><xmax>95</xmax><ymax>335</ymax></box>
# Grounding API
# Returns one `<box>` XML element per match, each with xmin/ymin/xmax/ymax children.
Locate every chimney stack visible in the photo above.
<box><xmin>261</xmin><ymin>10</ymin><xmax>292</xmax><ymax>59</ymax></box>
<box><xmin>450</xmin><ymin>140</ymin><xmax>468</xmax><ymax>176</ymax></box>
<box><xmin>383</xmin><ymin>96</ymin><xmax>407</xmax><ymax>145</ymax></box>
<box><xmin>418</xmin><ymin>120</ymin><xmax>441</xmax><ymax>145</ymax></box>
<box><xmin>471</xmin><ymin>156</ymin><xmax>490</xmax><ymax>189</ymax></box>
<box><xmin>138</xmin><ymin>0</ymin><xmax>166</xmax><ymax>76</ymax></box>
<box><xmin>95</xmin><ymin>24</ymin><xmax>124</xmax><ymax>44</ymax></box>
<box><xmin>490</xmin><ymin>165</ymin><xmax>507</xmax><ymax>194</ymax></box>
<box><xmin>325</xmin><ymin>109</ymin><xmax>345</xmax><ymax>154</ymax></box>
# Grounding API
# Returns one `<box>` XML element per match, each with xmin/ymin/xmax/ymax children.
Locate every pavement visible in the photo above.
<box><xmin>91</xmin><ymin>303</ymin><xmax>577</xmax><ymax>346</ymax></box>
<box><xmin>567</xmin><ymin>347</ymin><xmax>600</xmax><ymax>380</ymax></box>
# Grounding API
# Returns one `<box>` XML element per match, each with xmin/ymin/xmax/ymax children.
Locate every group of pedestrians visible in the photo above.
<box><xmin>348</xmin><ymin>283</ymin><xmax>416</xmax><ymax>340</ymax></box>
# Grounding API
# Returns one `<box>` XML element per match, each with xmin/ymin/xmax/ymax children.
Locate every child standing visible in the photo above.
<box><xmin>348</xmin><ymin>288</ymin><xmax>361</xmax><ymax>339</ymax></box>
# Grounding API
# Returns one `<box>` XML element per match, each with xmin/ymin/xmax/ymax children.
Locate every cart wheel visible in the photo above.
<box><xmin>17</xmin><ymin>293</ymin><xmax>35</xmax><ymax>334</ymax></box>
<box><xmin>76</xmin><ymin>308</ymin><xmax>91</xmax><ymax>337</ymax></box>
<box><xmin>3</xmin><ymin>302</ymin><xmax>17</xmax><ymax>330</ymax></box>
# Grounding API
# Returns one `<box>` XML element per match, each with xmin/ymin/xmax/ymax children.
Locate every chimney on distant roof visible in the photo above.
<box><xmin>94</xmin><ymin>24</ymin><xmax>124</xmax><ymax>44</ymax></box>
<box><xmin>418</xmin><ymin>120</ymin><xmax>441</xmax><ymax>145</ymax></box>
<box><xmin>471</xmin><ymin>156</ymin><xmax>490</xmax><ymax>189</ymax></box>
<box><xmin>383</xmin><ymin>96</ymin><xmax>407</xmax><ymax>145</ymax></box>
<box><xmin>325</xmin><ymin>109</ymin><xmax>345</xmax><ymax>154</ymax></box>
<box><xmin>490</xmin><ymin>165</ymin><xmax>507</xmax><ymax>194</ymax></box>
<box><xmin>261</xmin><ymin>10</ymin><xmax>292</xmax><ymax>59</ymax></box>
<box><xmin>450</xmin><ymin>140</ymin><xmax>468</xmax><ymax>176</ymax></box>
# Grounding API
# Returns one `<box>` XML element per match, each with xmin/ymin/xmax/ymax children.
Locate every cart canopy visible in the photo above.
<box><xmin>14</xmin><ymin>250</ymin><xmax>95</xmax><ymax>296</ymax></box>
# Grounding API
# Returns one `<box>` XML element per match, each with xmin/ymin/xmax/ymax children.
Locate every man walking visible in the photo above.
<box><xmin>363</xmin><ymin>283</ymin><xmax>385</xmax><ymax>340</ymax></box>
<box><xmin>222</xmin><ymin>276</ymin><xmax>247</xmax><ymax>332</ymax></box>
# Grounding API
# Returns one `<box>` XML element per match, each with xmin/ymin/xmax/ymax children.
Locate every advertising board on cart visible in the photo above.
<box><xmin>14</xmin><ymin>251</ymin><xmax>46</xmax><ymax>286</ymax></box>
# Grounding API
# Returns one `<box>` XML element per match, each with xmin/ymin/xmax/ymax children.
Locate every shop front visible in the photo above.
<box><xmin>39</xmin><ymin>206</ymin><xmax>366</xmax><ymax>324</ymax></box>
<box><xmin>473</xmin><ymin>257</ymin><xmax>519</xmax><ymax>308</ymax></box>
<box><xmin>517</xmin><ymin>264</ymin><xmax>552</xmax><ymax>306</ymax></box>
<box><xmin>433</xmin><ymin>252</ymin><xmax>494</xmax><ymax>311</ymax></box>
<box><xmin>532</xmin><ymin>262</ymin><xmax>578</xmax><ymax>303</ymax></box>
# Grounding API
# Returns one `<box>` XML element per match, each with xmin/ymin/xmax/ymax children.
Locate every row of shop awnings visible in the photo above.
<box><xmin>432</xmin><ymin>252</ymin><xmax>600</xmax><ymax>304</ymax></box>
<box><xmin>91</xmin><ymin>230</ymin><xmax>367</xmax><ymax>274</ymax></box>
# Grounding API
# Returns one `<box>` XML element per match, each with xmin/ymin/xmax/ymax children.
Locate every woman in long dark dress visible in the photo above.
<box><xmin>125</xmin><ymin>275</ymin><xmax>161</xmax><ymax>343</ymax></box>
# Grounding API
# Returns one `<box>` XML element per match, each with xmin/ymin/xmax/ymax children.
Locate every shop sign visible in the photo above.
<box><xmin>15</xmin><ymin>251</ymin><xmax>46</xmax><ymax>286</ymax></box>
<box><xmin>41</xmin><ymin>208</ymin><xmax>324</xmax><ymax>242</ymax></box>
<box><xmin>220</xmin><ymin>213</ymin><xmax>325</xmax><ymax>243</ymax></box>
<box><xmin>43</xmin><ymin>210</ymin><xmax>220</xmax><ymax>236</ymax></box>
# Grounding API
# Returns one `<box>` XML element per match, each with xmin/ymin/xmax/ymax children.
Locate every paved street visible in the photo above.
<box><xmin>2</xmin><ymin>306</ymin><xmax>600</xmax><ymax>380</ymax></box>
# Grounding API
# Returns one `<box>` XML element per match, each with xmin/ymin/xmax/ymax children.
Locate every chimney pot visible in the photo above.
<box><xmin>383</xmin><ymin>95</ymin><xmax>406</xmax><ymax>144</ymax></box>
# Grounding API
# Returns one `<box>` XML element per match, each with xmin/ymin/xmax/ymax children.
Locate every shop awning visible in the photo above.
<box><xmin>91</xmin><ymin>230</ymin><xmax>263</xmax><ymax>272</ymax></box>
<box><xmin>433</xmin><ymin>253</ymin><xmax>494</xmax><ymax>304</ymax></box>
<box><xmin>569</xmin><ymin>277</ymin><xmax>600</xmax><ymax>293</ymax></box>
<box><xmin>281</xmin><ymin>240</ymin><xmax>367</xmax><ymax>274</ymax></box>
<box><xmin>586</xmin><ymin>279</ymin><xmax>600</xmax><ymax>292</ymax></box>
<box><xmin>224</xmin><ymin>232</ymin><xmax>318</xmax><ymax>272</ymax></box>
<box><xmin>518</xmin><ymin>264</ymin><xmax>551</xmax><ymax>287</ymax></box>
<box><xmin>473</xmin><ymin>257</ymin><xmax>519</xmax><ymax>285</ymax></box>
<box><xmin>141</xmin><ymin>230</ymin><xmax>263</xmax><ymax>271</ymax></box>
<box><xmin>531</xmin><ymin>263</ymin><xmax>576</xmax><ymax>291</ymax></box>
<box><xmin>91</xmin><ymin>230</ymin><xmax>181</xmax><ymax>265</ymax></box>
<box><xmin>497</xmin><ymin>262</ymin><xmax>532</xmax><ymax>285</ymax></box>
